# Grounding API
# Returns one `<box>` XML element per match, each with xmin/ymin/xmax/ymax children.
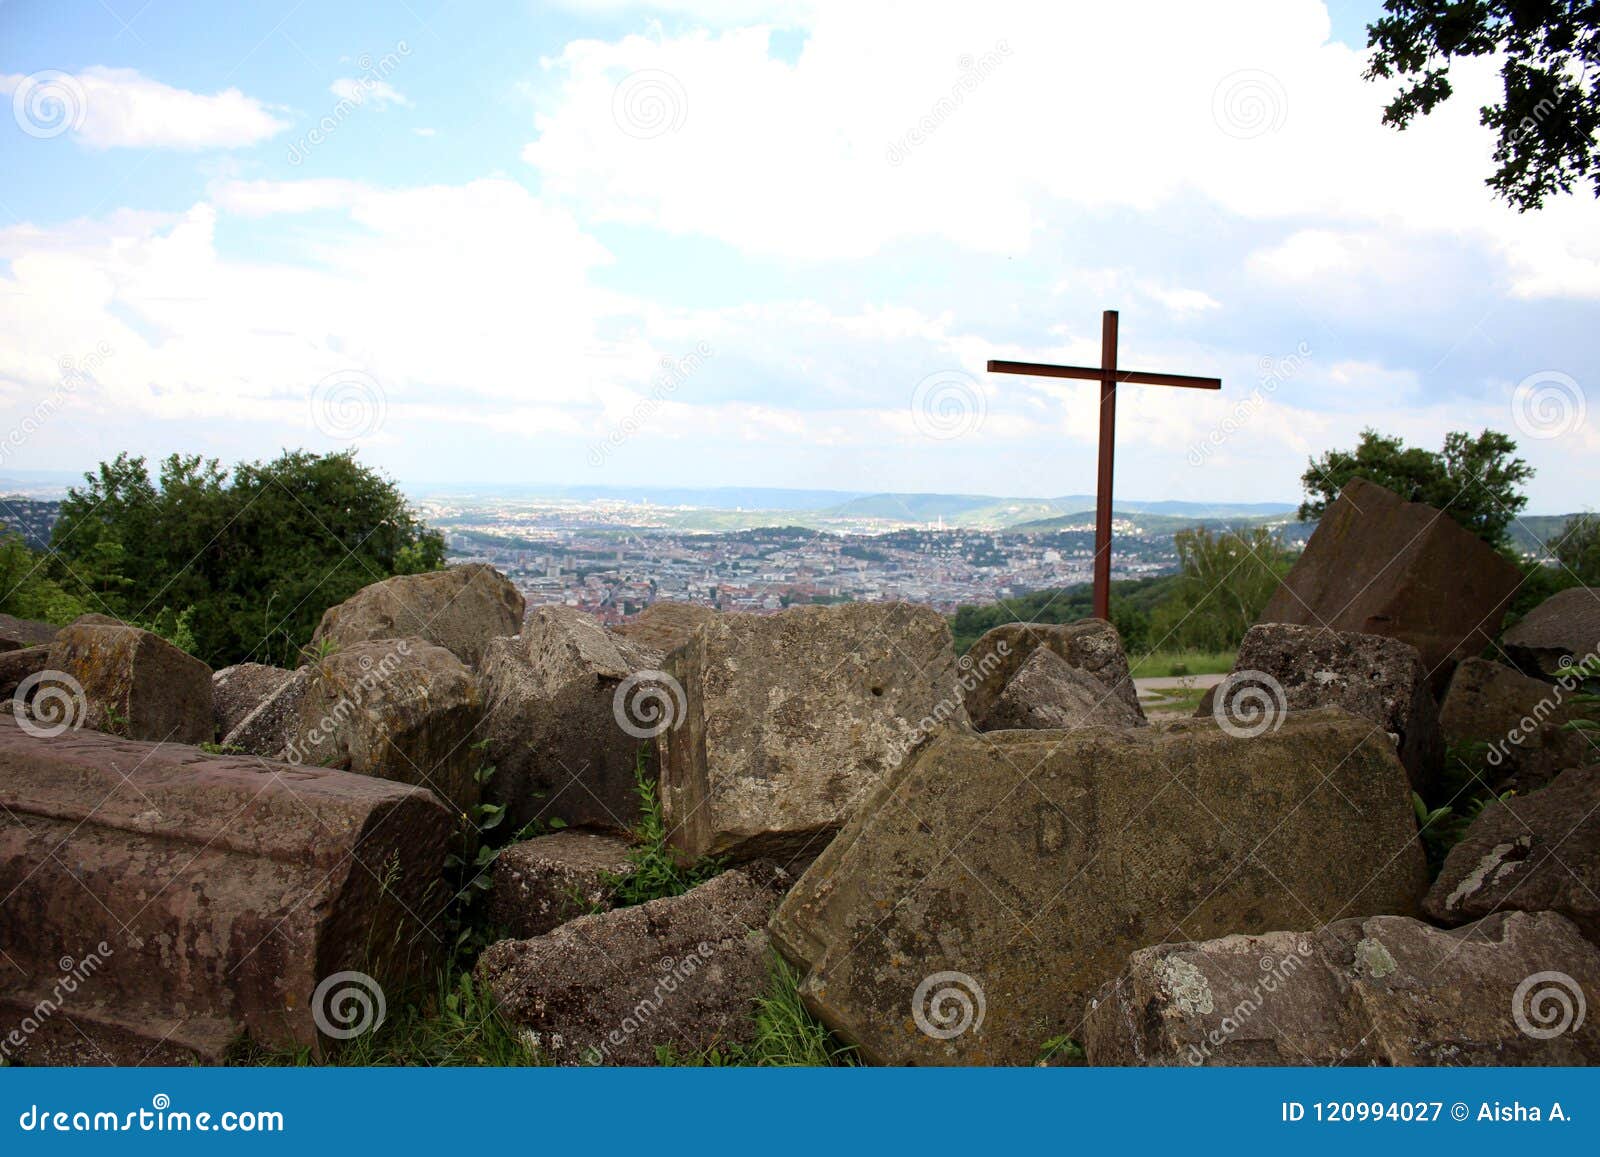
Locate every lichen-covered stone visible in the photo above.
<box><xmin>771</xmin><ymin>708</ymin><xmax>1427</xmax><ymax>1065</ymax></box>
<box><xmin>1440</xmin><ymin>658</ymin><xmax>1590</xmax><ymax>795</ymax></box>
<box><xmin>311</xmin><ymin>562</ymin><xmax>525</xmax><ymax>668</ymax></box>
<box><xmin>0</xmin><ymin>644</ymin><xmax>50</xmax><ymax>701</ymax></box>
<box><xmin>660</xmin><ymin>601</ymin><xmax>965</xmax><ymax>864</ymax></box>
<box><xmin>479</xmin><ymin>606</ymin><xmax>665</xmax><ymax>834</ymax></box>
<box><xmin>961</xmin><ymin>618</ymin><xmax>1143</xmax><ymax>730</ymax></box>
<box><xmin>1259</xmin><ymin>478</ymin><xmax>1521</xmax><ymax>693</ymax></box>
<box><xmin>0</xmin><ymin>715</ymin><xmax>451</xmax><ymax>1063</ymax></box>
<box><xmin>212</xmin><ymin>662</ymin><xmax>295</xmax><ymax>741</ymax></box>
<box><xmin>477</xmin><ymin>869</ymin><xmax>782</xmax><ymax>1065</ymax></box>
<box><xmin>1504</xmin><ymin>587</ymin><xmax>1600</xmax><ymax>679</ymax></box>
<box><xmin>1425</xmin><ymin>766</ymin><xmax>1600</xmax><ymax>943</ymax></box>
<box><xmin>226</xmin><ymin>638</ymin><xmax>482</xmax><ymax>814</ymax></box>
<box><xmin>981</xmin><ymin>645</ymin><xmax>1147</xmax><ymax>731</ymax></box>
<box><xmin>1224</xmin><ymin>622</ymin><xmax>1442</xmax><ymax>788</ymax></box>
<box><xmin>490</xmin><ymin>830</ymin><xmax>635</xmax><ymax>938</ymax></box>
<box><xmin>1084</xmin><ymin>911</ymin><xmax>1600</xmax><ymax>1065</ymax></box>
<box><xmin>45</xmin><ymin>621</ymin><xmax>213</xmax><ymax>744</ymax></box>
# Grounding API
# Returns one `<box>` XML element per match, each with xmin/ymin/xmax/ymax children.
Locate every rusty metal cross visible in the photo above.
<box><xmin>988</xmin><ymin>310</ymin><xmax>1221</xmax><ymax>622</ymax></box>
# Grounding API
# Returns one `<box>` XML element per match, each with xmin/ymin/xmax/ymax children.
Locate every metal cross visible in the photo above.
<box><xmin>988</xmin><ymin>310</ymin><xmax>1221</xmax><ymax>621</ymax></box>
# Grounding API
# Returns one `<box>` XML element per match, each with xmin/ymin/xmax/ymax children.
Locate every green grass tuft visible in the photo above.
<box><xmin>603</xmin><ymin>747</ymin><xmax>725</xmax><ymax>908</ymax></box>
<box><xmin>654</xmin><ymin>954</ymin><xmax>858</xmax><ymax>1067</ymax></box>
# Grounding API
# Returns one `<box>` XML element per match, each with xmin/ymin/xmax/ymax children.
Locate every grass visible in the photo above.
<box><xmin>1142</xmin><ymin>686</ymin><xmax>1209</xmax><ymax>716</ymax></box>
<box><xmin>232</xmin><ymin>970</ymin><xmax>541</xmax><ymax>1067</ymax></box>
<box><xmin>602</xmin><ymin>747</ymin><xmax>724</xmax><ymax>908</ymax></box>
<box><xmin>654</xmin><ymin>954</ymin><xmax>858</xmax><ymax>1067</ymax></box>
<box><xmin>1128</xmin><ymin>649</ymin><xmax>1235</xmax><ymax>679</ymax></box>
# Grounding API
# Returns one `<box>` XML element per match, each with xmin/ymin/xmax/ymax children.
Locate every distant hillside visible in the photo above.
<box><xmin>823</xmin><ymin>492</ymin><xmax>1298</xmax><ymax>529</ymax></box>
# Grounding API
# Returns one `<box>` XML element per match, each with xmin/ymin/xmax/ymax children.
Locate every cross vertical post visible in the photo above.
<box><xmin>1093</xmin><ymin>309</ymin><xmax>1119</xmax><ymax>621</ymax></box>
<box><xmin>987</xmin><ymin>311</ymin><xmax>1221</xmax><ymax>627</ymax></box>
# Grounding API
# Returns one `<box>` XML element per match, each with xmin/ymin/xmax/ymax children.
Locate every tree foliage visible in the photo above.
<box><xmin>46</xmin><ymin>450</ymin><xmax>444</xmax><ymax>668</ymax></box>
<box><xmin>1550</xmin><ymin>511</ymin><xmax>1600</xmax><ymax>582</ymax></box>
<box><xmin>1298</xmin><ymin>428</ymin><xmax>1533</xmax><ymax>549</ymax></box>
<box><xmin>1366</xmin><ymin>1</ymin><xmax>1600</xmax><ymax>210</ymax></box>
<box><xmin>1146</xmin><ymin>527</ymin><xmax>1293</xmax><ymax>653</ymax></box>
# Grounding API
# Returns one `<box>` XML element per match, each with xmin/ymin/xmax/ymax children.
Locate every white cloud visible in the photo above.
<box><xmin>1</xmin><ymin>66</ymin><xmax>287</xmax><ymax>149</ymax></box>
<box><xmin>329</xmin><ymin>77</ymin><xmax>410</xmax><ymax>109</ymax></box>
<box><xmin>518</xmin><ymin>1</ymin><xmax>1598</xmax><ymax>296</ymax></box>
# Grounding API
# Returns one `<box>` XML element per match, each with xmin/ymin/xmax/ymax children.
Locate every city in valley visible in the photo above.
<box><xmin>414</xmin><ymin>486</ymin><xmax>1309</xmax><ymax>623</ymax></box>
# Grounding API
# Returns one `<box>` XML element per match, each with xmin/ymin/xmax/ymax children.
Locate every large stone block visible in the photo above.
<box><xmin>311</xmin><ymin>562</ymin><xmax>525</xmax><ymax>668</ymax></box>
<box><xmin>477</xmin><ymin>869</ymin><xmax>781</xmax><ymax>1065</ymax></box>
<box><xmin>479</xmin><ymin>606</ymin><xmax>664</xmax><ymax>834</ymax></box>
<box><xmin>0</xmin><ymin>716</ymin><xmax>451</xmax><ymax>1063</ymax></box>
<box><xmin>44</xmin><ymin>621</ymin><xmax>213</xmax><ymax>744</ymax></box>
<box><xmin>613</xmin><ymin>601</ymin><xmax>719</xmax><ymax>656</ymax></box>
<box><xmin>1083</xmin><ymin>911</ymin><xmax>1600</xmax><ymax>1066</ymax></box>
<box><xmin>226</xmin><ymin>638</ymin><xmax>483</xmax><ymax>814</ymax></box>
<box><xmin>211</xmin><ymin>662</ymin><xmax>295</xmax><ymax>741</ymax></box>
<box><xmin>1259</xmin><ymin>479</ymin><xmax>1521</xmax><ymax>692</ymax></box>
<box><xmin>0</xmin><ymin>612</ymin><xmax>58</xmax><ymax>652</ymax></box>
<box><xmin>771</xmin><ymin>709</ymin><xmax>1427</xmax><ymax>1065</ymax></box>
<box><xmin>1504</xmin><ymin>587</ymin><xmax>1600</xmax><ymax>679</ymax></box>
<box><xmin>1425</xmin><ymin>766</ymin><xmax>1600</xmax><ymax>944</ymax></box>
<box><xmin>1440</xmin><ymin>658</ymin><xmax>1591</xmax><ymax>795</ymax></box>
<box><xmin>660</xmin><ymin>601</ymin><xmax>965</xmax><ymax>865</ymax></box>
<box><xmin>1222</xmin><ymin>622</ymin><xmax>1441</xmax><ymax>788</ymax></box>
<box><xmin>490</xmin><ymin>830</ymin><xmax>635</xmax><ymax>939</ymax></box>
<box><xmin>961</xmin><ymin>618</ymin><xmax>1143</xmax><ymax>730</ymax></box>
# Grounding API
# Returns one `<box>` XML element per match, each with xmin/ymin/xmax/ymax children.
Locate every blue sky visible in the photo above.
<box><xmin>1</xmin><ymin>0</ymin><xmax>1595</xmax><ymax>511</ymax></box>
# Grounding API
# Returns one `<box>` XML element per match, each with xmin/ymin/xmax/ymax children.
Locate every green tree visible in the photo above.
<box><xmin>1366</xmin><ymin>1</ymin><xmax>1600</xmax><ymax>210</ymax></box>
<box><xmin>1298</xmin><ymin>428</ymin><xmax>1533</xmax><ymax>548</ymax></box>
<box><xmin>1550</xmin><ymin>512</ymin><xmax>1600</xmax><ymax>583</ymax></box>
<box><xmin>1146</xmin><ymin>527</ymin><xmax>1292</xmax><ymax>652</ymax></box>
<box><xmin>0</xmin><ymin>534</ymin><xmax>88</xmax><ymax>623</ymax></box>
<box><xmin>48</xmin><ymin>450</ymin><xmax>445</xmax><ymax>668</ymax></box>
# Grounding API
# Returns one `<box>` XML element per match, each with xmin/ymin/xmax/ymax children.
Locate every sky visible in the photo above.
<box><xmin>0</xmin><ymin>0</ymin><xmax>1595</xmax><ymax>511</ymax></box>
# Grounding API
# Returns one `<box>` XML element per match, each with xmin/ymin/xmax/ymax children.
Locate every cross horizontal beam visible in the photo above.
<box><xmin>986</xmin><ymin>359</ymin><xmax>1221</xmax><ymax>390</ymax></box>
